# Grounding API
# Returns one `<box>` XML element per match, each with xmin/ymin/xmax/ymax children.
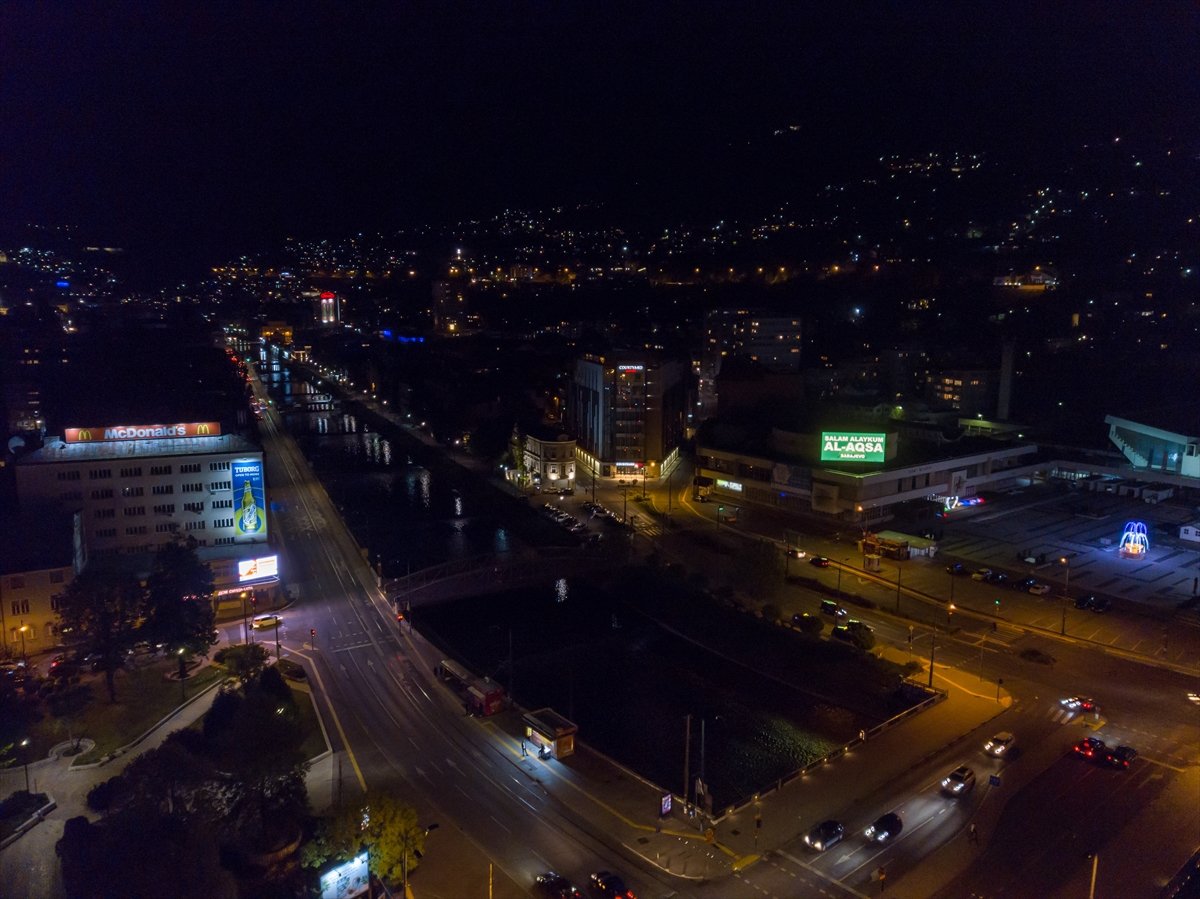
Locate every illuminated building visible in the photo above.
<box><xmin>567</xmin><ymin>352</ymin><xmax>686</xmax><ymax>480</ymax></box>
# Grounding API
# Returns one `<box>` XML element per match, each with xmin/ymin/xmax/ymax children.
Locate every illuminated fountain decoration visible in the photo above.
<box><xmin>1118</xmin><ymin>521</ymin><xmax>1150</xmax><ymax>558</ymax></box>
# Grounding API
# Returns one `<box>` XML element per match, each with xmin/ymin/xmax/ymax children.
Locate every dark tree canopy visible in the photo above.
<box><xmin>57</xmin><ymin>568</ymin><xmax>145</xmax><ymax>701</ymax></box>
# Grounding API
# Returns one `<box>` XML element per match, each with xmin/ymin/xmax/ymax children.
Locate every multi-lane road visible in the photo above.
<box><xmin>247</xmin><ymin>347</ymin><xmax>1199</xmax><ymax>898</ymax></box>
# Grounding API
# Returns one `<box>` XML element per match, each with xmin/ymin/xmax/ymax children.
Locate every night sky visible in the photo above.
<box><xmin>2</xmin><ymin>3</ymin><xmax>1196</xmax><ymax>275</ymax></box>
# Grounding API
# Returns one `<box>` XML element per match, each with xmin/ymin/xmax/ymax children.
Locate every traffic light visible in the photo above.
<box><xmin>250</xmin><ymin>595</ymin><xmax>257</xmax><ymax>609</ymax></box>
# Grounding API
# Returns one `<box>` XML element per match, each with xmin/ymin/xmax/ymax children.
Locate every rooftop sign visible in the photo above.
<box><xmin>820</xmin><ymin>432</ymin><xmax>886</xmax><ymax>463</ymax></box>
<box><xmin>64</xmin><ymin>422</ymin><xmax>221</xmax><ymax>443</ymax></box>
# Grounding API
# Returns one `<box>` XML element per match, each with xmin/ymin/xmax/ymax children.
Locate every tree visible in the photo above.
<box><xmin>123</xmin><ymin>733</ymin><xmax>216</xmax><ymax>820</ymax></box>
<box><xmin>57</xmin><ymin>568</ymin><xmax>145</xmax><ymax>701</ymax></box>
<box><xmin>208</xmin><ymin>684</ymin><xmax>309</xmax><ymax>847</ymax></box>
<box><xmin>47</xmin><ymin>682</ymin><xmax>93</xmax><ymax>752</ymax></box>
<box><xmin>144</xmin><ymin>536</ymin><xmax>216</xmax><ymax>657</ymax></box>
<box><xmin>213</xmin><ymin>643</ymin><xmax>270</xmax><ymax>685</ymax></box>
<box><xmin>304</xmin><ymin>791</ymin><xmax>427</xmax><ymax>888</ymax></box>
<box><xmin>730</xmin><ymin>539</ymin><xmax>783</xmax><ymax>597</ymax></box>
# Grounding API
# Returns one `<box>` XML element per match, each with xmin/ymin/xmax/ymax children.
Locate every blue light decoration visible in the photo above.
<box><xmin>1118</xmin><ymin>521</ymin><xmax>1149</xmax><ymax>558</ymax></box>
<box><xmin>55</xmin><ymin>280</ymin><xmax>70</xmax><ymax>288</ymax></box>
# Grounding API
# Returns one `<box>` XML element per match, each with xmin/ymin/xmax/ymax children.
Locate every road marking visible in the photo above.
<box><xmin>776</xmin><ymin>850</ymin><xmax>869</xmax><ymax>898</ymax></box>
<box><xmin>290</xmin><ymin>647</ymin><xmax>367</xmax><ymax>793</ymax></box>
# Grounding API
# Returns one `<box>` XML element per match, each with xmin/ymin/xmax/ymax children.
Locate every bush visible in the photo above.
<box><xmin>761</xmin><ymin>603</ymin><xmax>782</xmax><ymax>624</ymax></box>
<box><xmin>86</xmin><ymin>775</ymin><xmax>128</xmax><ymax>814</ymax></box>
<box><xmin>846</xmin><ymin>627</ymin><xmax>877</xmax><ymax>651</ymax></box>
<box><xmin>794</xmin><ymin>614</ymin><xmax>824</xmax><ymax>636</ymax></box>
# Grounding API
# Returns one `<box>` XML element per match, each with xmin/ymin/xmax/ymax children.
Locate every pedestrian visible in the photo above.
<box><xmin>521</xmin><ymin>741</ymin><xmax>527</xmax><ymax>757</ymax></box>
<box><xmin>968</xmin><ymin>823</ymin><xmax>978</xmax><ymax>844</ymax></box>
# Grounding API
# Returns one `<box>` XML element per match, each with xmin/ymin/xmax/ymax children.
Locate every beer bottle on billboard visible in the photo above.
<box><xmin>239</xmin><ymin>479</ymin><xmax>259</xmax><ymax>533</ymax></box>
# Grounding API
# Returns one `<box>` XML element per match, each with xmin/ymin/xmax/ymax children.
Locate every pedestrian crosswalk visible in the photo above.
<box><xmin>1009</xmin><ymin>699</ymin><xmax>1199</xmax><ymax>768</ymax></box>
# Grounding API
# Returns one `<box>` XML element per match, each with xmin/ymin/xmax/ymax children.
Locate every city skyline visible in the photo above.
<box><xmin>3</xmin><ymin>4</ymin><xmax>1197</xmax><ymax>278</ymax></box>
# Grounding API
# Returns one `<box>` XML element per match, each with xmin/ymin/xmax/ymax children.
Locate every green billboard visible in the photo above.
<box><xmin>820</xmin><ymin>432</ymin><xmax>886</xmax><ymax>463</ymax></box>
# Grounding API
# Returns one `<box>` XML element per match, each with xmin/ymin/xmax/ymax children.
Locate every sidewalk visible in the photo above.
<box><xmin>0</xmin><ymin>676</ymin><xmax>226</xmax><ymax>899</ymax></box>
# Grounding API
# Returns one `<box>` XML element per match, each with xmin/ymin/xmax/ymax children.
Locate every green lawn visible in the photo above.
<box><xmin>291</xmin><ymin>687</ymin><xmax>328</xmax><ymax>761</ymax></box>
<box><xmin>61</xmin><ymin>663</ymin><xmax>226</xmax><ymax>766</ymax></box>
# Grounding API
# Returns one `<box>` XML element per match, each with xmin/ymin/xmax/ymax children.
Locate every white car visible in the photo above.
<box><xmin>252</xmin><ymin>613</ymin><xmax>282</xmax><ymax>630</ymax></box>
<box><xmin>984</xmin><ymin>732</ymin><xmax>1016</xmax><ymax>757</ymax></box>
<box><xmin>1027</xmin><ymin>583</ymin><xmax>1051</xmax><ymax>595</ymax></box>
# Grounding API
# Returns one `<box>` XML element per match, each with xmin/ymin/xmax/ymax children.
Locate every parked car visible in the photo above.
<box><xmin>984</xmin><ymin>732</ymin><xmax>1016</xmax><ymax>757</ymax></box>
<box><xmin>809</xmin><ymin>556</ymin><xmax>831</xmax><ymax>568</ymax></box>
<box><xmin>1101</xmin><ymin>745</ymin><xmax>1137</xmax><ymax>769</ymax></box>
<box><xmin>864</xmin><ymin>812</ymin><xmax>903</xmax><ymax>843</ymax></box>
<box><xmin>804</xmin><ymin>819</ymin><xmax>845</xmax><ymax>851</ymax></box>
<box><xmin>971</xmin><ymin>568</ymin><xmax>993</xmax><ymax>581</ymax></box>
<box><xmin>940</xmin><ymin>766</ymin><xmax>976</xmax><ymax>796</ymax></box>
<box><xmin>1087</xmin><ymin>595</ymin><xmax>1111</xmax><ymax>613</ymax></box>
<box><xmin>1027</xmin><ymin>582</ymin><xmax>1051</xmax><ymax>595</ymax></box>
<box><xmin>534</xmin><ymin>872</ymin><xmax>583</xmax><ymax>899</ymax></box>
<box><xmin>588</xmin><ymin>870</ymin><xmax>636</xmax><ymax>899</ymax></box>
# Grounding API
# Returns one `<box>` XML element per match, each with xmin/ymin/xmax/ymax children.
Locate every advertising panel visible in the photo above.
<box><xmin>232</xmin><ymin>458</ymin><xmax>268</xmax><ymax>541</ymax></box>
<box><xmin>64</xmin><ymin>422</ymin><xmax>221</xmax><ymax>443</ymax></box>
<box><xmin>820</xmin><ymin>432</ymin><xmax>887</xmax><ymax>463</ymax></box>
<box><xmin>238</xmin><ymin>555</ymin><xmax>279</xmax><ymax>583</ymax></box>
<box><xmin>319</xmin><ymin>852</ymin><xmax>369</xmax><ymax>899</ymax></box>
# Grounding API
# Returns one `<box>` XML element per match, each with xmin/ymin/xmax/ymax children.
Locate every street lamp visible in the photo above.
<box><xmin>177</xmin><ymin>648</ymin><xmax>187</xmax><ymax>701</ymax></box>
<box><xmin>948</xmin><ymin>603</ymin><xmax>956</xmax><ymax>629</ymax></box>
<box><xmin>1059</xmin><ymin>556</ymin><xmax>1070</xmax><ymax>635</ymax></box>
<box><xmin>19</xmin><ymin>737</ymin><xmax>30</xmax><ymax>792</ymax></box>
<box><xmin>927</xmin><ymin>624</ymin><xmax>937</xmax><ymax>689</ymax></box>
<box><xmin>402</xmin><ymin>822</ymin><xmax>439</xmax><ymax>893</ymax></box>
<box><xmin>18</xmin><ymin>624</ymin><xmax>29</xmax><ymax>666</ymax></box>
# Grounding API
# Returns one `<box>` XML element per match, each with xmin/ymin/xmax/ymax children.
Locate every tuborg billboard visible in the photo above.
<box><xmin>232</xmin><ymin>458</ymin><xmax>268</xmax><ymax>541</ymax></box>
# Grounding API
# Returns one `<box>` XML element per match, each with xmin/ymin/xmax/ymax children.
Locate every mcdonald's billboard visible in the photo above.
<box><xmin>64</xmin><ymin>422</ymin><xmax>221</xmax><ymax>443</ymax></box>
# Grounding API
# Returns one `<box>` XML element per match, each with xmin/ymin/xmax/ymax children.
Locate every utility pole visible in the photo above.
<box><xmin>275</xmin><ymin>618</ymin><xmax>281</xmax><ymax>660</ymax></box>
<box><xmin>699</xmin><ymin>717</ymin><xmax>706</xmax><ymax>805</ymax></box>
<box><xmin>928</xmin><ymin>625</ymin><xmax>937</xmax><ymax>688</ymax></box>
<box><xmin>683</xmin><ymin>714</ymin><xmax>691</xmax><ymax>811</ymax></box>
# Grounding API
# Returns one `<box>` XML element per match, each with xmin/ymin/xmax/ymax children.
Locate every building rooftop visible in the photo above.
<box><xmin>16</xmin><ymin>433</ymin><xmax>260</xmax><ymax>466</ymax></box>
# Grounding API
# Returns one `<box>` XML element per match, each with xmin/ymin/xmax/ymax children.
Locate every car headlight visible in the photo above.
<box><xmin>941</xmin><ymin>778</ymin><xmax>951</xmax><ymax>788</ymax></box>
<box><xmin>864</xmin><ymin>826</ymin><xmax>876</xmax><ymax>838</ymax></box>
<box><xmin>813</xmin><ymin>841</ymin><xmax>823</xmax><ymax>850</ymax></box>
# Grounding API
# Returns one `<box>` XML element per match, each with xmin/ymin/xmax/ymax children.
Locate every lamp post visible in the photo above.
<box><xmin>895</xmin><ymin>563</ymin><xmax>903</xmax><ymax>612</ymax></box>
<box><xmin>927</xmin><ymin>625</ymin><xmax>937</xmax><ymax>689</ymax></box>
<box><xmin>1059</xmin><ymin>556</ymin><xmax>1070</xmax><ymax>635</ymax></box>
<box><xmin>18</xmin><ymin>624</ymin><xmax>29</xmax><ymax>666</ymax></box>
<box><xmin>20</xmin><ymin>737</ymin><xmax>30</xmax><ymax>792</ymax></box>
<box><xmin>177</xmin><ymin>648</ymin><xmax>187</xmax><ymax>701</ymax></box>
<box><xmin>401</xmin><ymin>822</ymin><xmax>439</xmax><ymax>896</ymax></box>
<box><xmin>948</xmin><ymin>603</ymin><xmax>956</xmax><ymax>629</ymax></box>
<box><xmin>274</xmin><ymin>618</ymin><xmax>281</xmax><ymax>660</ymax></box>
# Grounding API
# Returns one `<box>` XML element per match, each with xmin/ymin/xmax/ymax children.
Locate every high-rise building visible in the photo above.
<box><xmin>568</xmin><ymin>352</ymin><xmax>686</xmax><ymax>480</ymax></box>
<box><xmin>699</xmin><ymin>309</ymin><xmax>803</xmax><ymax>418</ymax></box>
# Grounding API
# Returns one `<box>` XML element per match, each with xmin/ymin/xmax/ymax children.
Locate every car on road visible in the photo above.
<box><xmin>945</xmin><ymin>562</ymin><xmax>967</xmax><ymax>576</ymax></box>
<box><xmin>941</xmin><ymin>766</ymin><xmax>977</xmax><ymax>796</ymax></box>
<box><xmin>985</xmin><ymin>571</ymin><xmax>1009</xmax><ymax>586</ymax></box>
<box><xmin>251</xmin><ymin>613</ymin><xmax>282</xmax><ymax>630</ymax></box>
<box><xmin>804</xmin><ymin>819</ymin><xmax>845</xmax><ymax>851</ymax></box>
<box><xmin>534</xmin><ymin>872</ymin><xmax>583</xmax><ymax>899</ymax></box>
<box><xmin>984</xmin><ymin>732</ymin><xmax>1016</xmax><ymax>757</ymax></box>
<box><xmin>820</xmin><ymin>599</ymin><xmax>848</xmax><ymax>619</ymax></box>
<box><xmin>1014</xmin><ymin>577</ymin><xmax>1038</xmax><ymax>591</ymax></box>
<box><xmin>809</xmin><ymin>556</ymin><xmax>831</xmax><ymax>568</ymax></box>
<box><xmin>1101</xmin><ymin>745</ymin><xmax>1137</xmax><ymax>769</ymax></box>
<box><xmin>1086</xmin><ymin>595</ymin><xmax>1111</xmax><ymax>613</ymax></box>
<box><xmin>864</xmin><ymin>812</ymin><xmax>903</xmax><ymax>843</ymax></box>
<box><xmin>1061</xmin><ymin>695</ymin><xmax>1097</xmax><ymax>712</ymax></box>
<box><xmin>971</xmin><ymin>568</ymin><xmax>993</xmax><ymax>581</ymax></box>
<box><xmin>1073</xmin><ymin>736</ymin><xmax>1106</xmax><ymax>759</ymax></box>
<box><xmin>48</xmin><ymin>655</ymin><xmax>80</xmax><ymax>678</ymax></box>
<box><xmin>1026</xmin><ymin>582</ymin><xmax>1051</xmax><ymax>595</ymax></box>
<box><xmin>588</xmin><ymin>870</ymin><xmax>636</xmax><ymax>898</ymax></box>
